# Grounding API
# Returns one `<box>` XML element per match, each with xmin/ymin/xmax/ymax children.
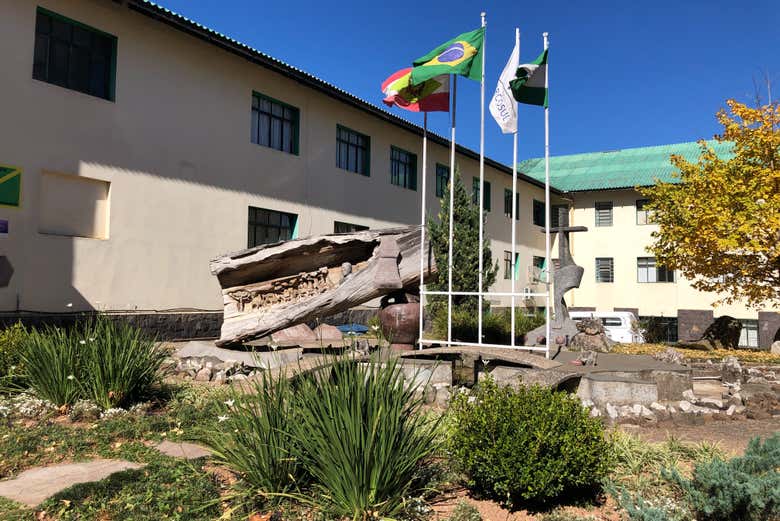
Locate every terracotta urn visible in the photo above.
<box><xmin>378</xmin><ymin>292</ymin><xmax>420</xmax><ymax>351</ymax></box>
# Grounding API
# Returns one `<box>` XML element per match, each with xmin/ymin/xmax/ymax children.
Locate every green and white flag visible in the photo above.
<box><xmin>510</xmin><ymin>49</ymin><xmax>548</xmax><ymax>107</ymax></box>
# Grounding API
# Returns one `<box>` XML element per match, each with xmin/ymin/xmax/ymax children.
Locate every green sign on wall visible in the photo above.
<box><xmin>0</xmin><ymin>166</ymin><xmax>21</xmax><ymax>207</ymax></box>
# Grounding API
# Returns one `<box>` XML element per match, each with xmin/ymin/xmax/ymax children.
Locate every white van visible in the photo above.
<box><xmin>569</xmin><ymin>311</ymin><xmax>645</xmax><ymax>344</ymax></box>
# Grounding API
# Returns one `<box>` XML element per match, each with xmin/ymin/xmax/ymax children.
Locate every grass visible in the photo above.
<box><xmin>612</xmin><ymin>343</ymin><xmax>780</xmax><ymax>364</ymax></box>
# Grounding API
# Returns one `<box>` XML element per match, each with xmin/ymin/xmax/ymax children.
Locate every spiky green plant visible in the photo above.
<box><xmin>202</xmin><ymin>371</ymin><xmax>304</xmax><ymax>507</ymax></box>
<box><xmin>292</xmin><ymin>358</ymin><xmax>441</xmax><ymax>520</ymax></box>
<box><xmin>18</xmin><ymin>325</ymin><xmax>82</xmax><ymax>406</ymax></box>
<box><xmin>79</xmin><ymin>317</ymin><xmax>166</xmax><ymax>409</ymax></box>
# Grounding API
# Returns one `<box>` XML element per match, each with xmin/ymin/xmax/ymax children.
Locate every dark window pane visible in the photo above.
<box><xmin>33</xmin><ymin>34</ymin><xmax>49</xmax><ymax>80</ymax></box>
<box><xmin>69</xmin><ymin>46</ymin><xmax>91</xmax><ymax>92</ymax></box>
<box><xmin>259</xmin><ymin>113</ymin><xmax>270</xmax><ymax>146</ymax></box>
<box><xmin>72</xmin><ymin>26</ymin><xmax>91</xmax><ymax>47</ymax></box>
<box><xmin>49</xmin><ymin>40</ymin><xmax>70</xmax><ymax>86</ymax></box>
<box><xmin>51</xmin><ymin>17</ymin><xmax>72</xmax><ymax>40</ymax></box>
<box><xmin>88</xmin><ymin>55</ymin><xmax>108</xmax><ymax>98</ymax></box>
<box><xmin>36</xmin><ymin>12</ymin><xmax>51</xmax><ymax>34</ymax></box>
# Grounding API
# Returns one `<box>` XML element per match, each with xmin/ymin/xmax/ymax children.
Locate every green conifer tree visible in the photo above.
<box><xmin>426</xmin><ymin>166</ymin><xmax>498</xmax><ymax>317</ymax></box>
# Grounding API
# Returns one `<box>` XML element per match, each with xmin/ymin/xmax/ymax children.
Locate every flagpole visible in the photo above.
<box><xmin>510</xmin><ymin>27</ymin><xmax>519</xmax><ymax>348</ymax></box>
<box><xmin>418</xmin><ymin>112</ymin><xmax>428</xmax><ymax>349</ymax></box>
<box><xmin>543</xmin><ymin>31</ymin><xmax>551</xmax><ymax>359</ymax></box>
<box><xmin>477</xmin><ymin>11</ymin><xmax>487</xmax><ymax>345</ymax></box>
<box><xmin>447</xmin><ymin>74</ymin><xmax>457</xmax><ymax>344</ymax></box>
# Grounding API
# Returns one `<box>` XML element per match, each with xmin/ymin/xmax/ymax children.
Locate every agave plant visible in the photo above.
<box><xmin>18</xmin><ymin>325</ymin><xmax>82</xmax><ymax>406</ymax></box>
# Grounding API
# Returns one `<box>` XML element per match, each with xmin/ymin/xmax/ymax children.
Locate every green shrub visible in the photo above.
<box><xmin>18</xmin><ymin>317</ymin><xmax>164</xmax><ymax>409</ymax></box>
<box><xmin>447</xmin><ymin>500</ymin><xmax>482</xmax><ymax>521</ymax></box>
<box><xmin>19</xmin><ymin>325</ymin><xmax>82</xmax><ymax>406</ymax></box>
<box><xmin>448</xmin><ymin>378</ymin><xmax>610</xmax><ymax>507</ymax></box>
<box><xmin>663</xmin><ymin>434</ymin><xmax>780</xmax><ymax>521</ymax></box>
<box><xmin>78</xmin><ymin>318</ymin><xmax>166</xmax><ymax>409</ymax></box>
<box><xmin>293</xmin><ymin>358</ymin><xmax>441</xmax><ymax>520</ymax></box>
<box><xmin>0</xmin><ymin>322</ymin><xmax>28</xmax><ymax>390</ymax></box>
<box><xmin>203</xmin><ymin>372</ymin><xmax>304</xmax><ymax>505</ymax></box>
<box><xmin>432</xmin><ymin>309</ymin><xmax>544</xmax><ymax>345</ymax></box>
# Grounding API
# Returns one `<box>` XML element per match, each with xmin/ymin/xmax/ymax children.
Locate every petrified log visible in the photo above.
<box><xmin>210</xmin><ymin>226</ymin><xmax>436</xmax><ymax>347</ymax></box>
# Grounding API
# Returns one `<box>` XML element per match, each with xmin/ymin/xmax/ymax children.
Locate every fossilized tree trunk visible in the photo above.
<box><xmin>210</xmin><ymin>226</ymin><xmax>436</xmax><ymax>347</ymax></box>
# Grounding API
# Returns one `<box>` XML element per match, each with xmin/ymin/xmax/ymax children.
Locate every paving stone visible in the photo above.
<box><xmin>155</xmin><ymin>441</ymin><xmax>212</xmax><ymax>460</ymax></box>
<box><xmin>0</xmin><ymin>460</ymin><xmax>144</xmax><ymax>507</ymax></box>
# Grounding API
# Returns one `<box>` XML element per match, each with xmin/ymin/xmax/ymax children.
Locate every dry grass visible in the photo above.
<box><xmin>612</xmin><ymin>343</ymin><xmax>780</xmax><ymax>365</ymax></box>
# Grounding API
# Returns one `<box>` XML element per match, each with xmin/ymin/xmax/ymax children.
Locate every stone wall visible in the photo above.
<box><xmin>677</xmin><ymin>309</ymin><xmax>713</xmax><ymax>342</ymax></box>
<box><xmin>758</xmin><ymin>311</ymin><xmax>780</xmax><ymax>349</ymax></box>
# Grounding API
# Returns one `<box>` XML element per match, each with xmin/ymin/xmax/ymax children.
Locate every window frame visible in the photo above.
<box><xmin>472</xmin><ymin>177</ymin><xmax>491</xmax><ymax>211</ymax></box>
<box><xmin>32</xmin><ymin>7</ymin><xmax>118</xmax><ymax>101</ymax></box>
<box><xmin>637</xmin><ymin>256</ymin><xmax>675</xmax><ymax>283</ymax></box>
<box><xmin>435</xmin><ymin>163</ymin><xmax>449</xmax><ymax>198</ymax></box>
<box><xmin>738</xmin><ymin>319</ymin><xmax>759</xmax><ymax>348</ymax></box>
<box><xmin>503</xmin><ymin>189</ymin><xmax>519</xmax><ymax>220</ymax></box>
<box><xmin>390</xmin><ymin>145</ymin><xmax>417</xmax><ymax>190</ymax></box>
<box><xmin>595</xmin><ymin>201</ymin><xmax>613</xmax><ymax>227</ymax></box>
<box><xmin>247</xmin><ymin>206</ymin><xmax>298</xmax><ymax>248</ymax></box>
<box><xmin>334</xmin><ymin>221</ymin><xmax>368</xmax><ymax>233</ymax></box>
<box><xmin>636</xmin><ymin>199</ymin><xmax>652</xmax><ymax>225</ymax></box>
<box><xmin>532</xmin><ymin>199</ymin><xmax>545</xmax><ymax>227</ymax></box>
<box><xmin>336</xmin><ymin>125</ymin><xmax>371</xmax><ymax>176</ymax></box>
<box><xmin>251</xmin><ymin>91</ymin><xmax>300</xmax><ymax>155</ymax></box>
<box><xmin>551</xmin><ymin>204</ymin><xmax>568</xmax><ymax>228</ymax></box>
<box><xmin>595</xmin><ymin>257</ymin><xmax>614</xmax><ymax>283</ymax></box>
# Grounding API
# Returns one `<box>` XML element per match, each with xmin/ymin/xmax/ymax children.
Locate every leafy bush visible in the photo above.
<box><xmin>663</xmin><ymin>434</ymin><xmax>780</xmax><ymax>521</ymax></box>
<box><xmin>432</xmin><ymin>309</ymin><xmax>544</xmax><ymax>345</ymax></box>
<box><xmin>293</xmin><ymin>358</ymin><xmax>441</xmax><ymax>519</ymax></box>
<box><xmin>18</xmin><ymin>317</ymin><xmax>164</xmax><ymax>409</ymax></box>
<box><xmin>0</xmin><ymin>322</ymin><xmax>28</xmax><ymax>390</ymax></box>
<box><xmin>447</xmin><ymin>500</ymin><xmax>482</xmax><ymax>521</ymax></box>
<box><xmin>448</xmin><ymin>378</ymin><xmax>610</xmax><ymax>507</ymax></box>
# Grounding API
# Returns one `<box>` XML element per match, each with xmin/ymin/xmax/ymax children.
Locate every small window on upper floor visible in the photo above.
<box><xmin>503</xmin><ymin>189</ymin><xmax>519</xmax><ymax>220</ymax></box>
<box><xmin>472</xmin><ymin>178</ymin><xmax>491</xmax><ymax>211</ymax></box>
<box><xmin>435</xmin><ymin>164</ymin><xmax>449</xmax><ymax>197</ymax></box>
<box><xmin>334</xmin><ymin>221</ymin><xmax>368</xmax><ymax>233</ymax></box>
<box><xmin>532</xmin><ymin>199</ymin><xmax>545</xmax><ymax>226</ymax></box>
<box><xmin>551</xmin><ymin>204</ymin><xmax>568</xmax><ymax>228</ymax></box>
<box><xmin>251</xmin><ymin>92</ymin><xmax>299</xmax><ymax>154</ymax></box>
<box><xmin>390</xmin><ymin>146</ymin><xmax>417</xmax><ymax>190</ymax></box>
<box><xmin>636</xmin><ymin>199</ymin><xmax>653</xmax><ymax>225</ymax></box>
<box><xmin>32</xmin><ymin>8</ymin><xmax>117</xmax><ymax>101</ymax></box>
<box><xmin>595</xmin><ymin>201</ymin><xmax>613</xmax><ymax>227</ymax></box>
<box><xmin>637</xmin><ymin>257</ymin><xmax>675</xmax><ymax>283</ymax></box>
<box><xmin>248</xmin><ymin>207</ymin><xmax>297</xmax><ymax>247</ymax></box>
<box><xmin>336</xmin><ymin>125</ymin><xmax>370</xmax><ymax>176</ymax></box>
<box><xmin>595</xmin><ymin>257</ymin><xmax>614</xmax><ymax>283</ymax></box>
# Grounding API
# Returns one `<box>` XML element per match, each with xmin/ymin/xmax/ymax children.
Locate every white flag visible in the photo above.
<box><xmin>489</xmin><ymin>38</ymin><xmax>520</xmax><ymax>134</ymax></box>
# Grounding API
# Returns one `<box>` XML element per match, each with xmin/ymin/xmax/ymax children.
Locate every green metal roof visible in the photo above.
<box><xmin>519</xmin><ymin>140</ymin><xmax>734</xmax><ymax>192</ymax></box>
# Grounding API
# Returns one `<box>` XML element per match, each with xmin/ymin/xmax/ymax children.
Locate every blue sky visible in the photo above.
<box><xmin>159</xmin><ymin>0</ymin><xmax>779</xmax><ymax>165</ymax></box>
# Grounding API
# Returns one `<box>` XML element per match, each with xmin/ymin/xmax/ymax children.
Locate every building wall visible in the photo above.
<box><xmin>564</xmin><ymin>189</ymin><xmax>780</xmax><ymax>346</ymax></box>
<box><xmin>0</xmin><ymin>0</ymin><xmax>558</xmax><ymax>317</ymax></box>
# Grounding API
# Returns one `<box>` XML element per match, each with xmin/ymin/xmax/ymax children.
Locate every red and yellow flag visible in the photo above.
<box><xmin>381</xmin><ymin>68</ymin><xmax>449</xmax><ymax>112</ymax></box>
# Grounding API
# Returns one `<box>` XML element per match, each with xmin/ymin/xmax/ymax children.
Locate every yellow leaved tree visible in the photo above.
<box><xmin>640</xmin><ymin>100</ymin><xmax>779</xmax><ymax>308</ymax></box>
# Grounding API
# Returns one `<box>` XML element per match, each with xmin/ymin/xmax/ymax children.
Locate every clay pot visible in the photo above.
<box><xmin>379</xmin><ymin>293</ymin><xmax>420</xmax><ymax>350</ymax></box>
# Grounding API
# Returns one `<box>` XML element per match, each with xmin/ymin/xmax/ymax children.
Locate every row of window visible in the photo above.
<box><xmin>595</xmin><ymin>257</ymin><xmax>675</xmax><ymax>283</ymax></box>
<box><xmin>594</xmin><ymin>200</ymin><xmax>653</xmax><ymax>227</ymax></box>
<box><xmin>247</xmin><ymin>207</ymin><xmax>369</xmax><ymax>248</ymax></box>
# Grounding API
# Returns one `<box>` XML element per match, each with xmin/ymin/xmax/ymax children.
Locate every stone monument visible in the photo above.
<box><xmin>524</xmin><ymin>207</ymin><xmax>588</xmax><ymax>347</ymax></box>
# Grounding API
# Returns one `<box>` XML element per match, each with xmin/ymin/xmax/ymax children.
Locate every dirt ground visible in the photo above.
<box><xmin>430</xmin><ymin>416</ymin><xmax>780</xmax><ymax>520</ymax></box>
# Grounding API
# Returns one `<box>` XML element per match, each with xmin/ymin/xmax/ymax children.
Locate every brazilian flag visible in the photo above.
<box><xmin>410</xmin><ymin>27</ymin><xmax>484</xmax><ymax>85</ymax></box>
<box><xmin>0</xmin><ymin>166</ymin><xmax>20</xmax><ymax>207</ymax></box>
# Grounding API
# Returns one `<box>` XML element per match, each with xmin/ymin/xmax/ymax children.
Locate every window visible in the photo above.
<box><xmin>248</xmin><ymin>207</ymin><xmax>297</xmax><ymax>247</ymax></box>
<box><xmin>639</xmin><ymin>316</ymin><xmax>678</xmax><ymax>343</ymax></box>
<box><xmin>503</xmin><ymin>189</ymin><xmax>519</xmax><ymax>219</ymax></box>
<box><xmin>738</xmin><ymin>319</ymin><xmax>758</xmax><ymax>348</ymax></box>
<box><xmin>551</xmin><ymin>204</ymin><xmax>568</xmax><ymax>228</ymax></box>
<box><xmin>334</xmin><ymin>221</ymin><xmax>368</xmax><ymax>233</ymax></box>
<box><xmin>636</xmin><ymin>199</ymin><xmax>653</xmax><ymax>225</ymax></box>
<box><xmin>336</xmin><ymin>125</ymin><xmax>370</xmax><ymax>176</ymax></box>
<box><xmin>435</xmin><ymin>164</ymin><xmax>449</xmax><ymax>197</ymax></box>
<box><xmin>251</xmin><ymin>92</ymin><xmax>299</xmax><ymax>154</ymax></box>
<box><xmin>595</xmin><ymin>257</ymin><xmax>614</xmax><ymax>282</ymax></box>
<box><xmin>504</xmin><ymin>251</ymin><xmax>513</xmax><ymax>279</ymax></box>
<box><xmin>472</xmin><ymin>178</ymin><xmax>491</xmax><ymax>211</ymax></box>
<box><xmin>595</xmin><ymin>201</ymin><xmax>613</xmax><ymax>226</ymax></box>
<box><xmin>32</xmin><ymin>8</ymin><xmax>117</xmax><ymax>101</ymax></box>
<box><xmin>602</xmin><ymin>317</ymin><xmax>623</xmax><ymax>327</ymax></box>
<box><xmin>532</xmin><ymin>199</ymin><xmax>545</xmax><ymax>226</ymax></box>
<box><xmin>637</xmin><ymin>257</ymin><xmax>675</xmax><ymax>283</ymax></box>
<box><xmin>390</xmin><ymin>146</ymin><xmax>417</xmax><ymax>190</ymax></box>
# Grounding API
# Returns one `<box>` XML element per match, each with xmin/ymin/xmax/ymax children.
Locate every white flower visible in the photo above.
<box><xmin>223</xmin><ymin>399</ymin><xmax>235</xmax><ymax>408</ymax></box>
<box><xmin>89</xmin><ymin>337</ymin><xmax>95</xmax><ymax>342</ymax></box>
<box><xmin>67</xmin><ymin>375</ymin><xmax>76</xmax><ymax>381</ymax></box>
<box><xmin>269</xmin><ymin>342</ymin><xmax>279</xmax><ymax>351</ymax></box>
<box><xmin>218</xmin><ymin>415</ymin><xmax>229</xmax><ymax>423</ymax></box>
<box><xmin>66</xmin><ymin>303</ymin><xmax>73</xmax><ymax>308</ymax></box>
<box><xmin>371</xmin><ymin>325</ymin><xmax>379</xmax><ymax>332</ymax></box>
<box><xmin>79</xmin><ymin>340</ymin><xmax>86</xmax><ymax>345</ymax></box>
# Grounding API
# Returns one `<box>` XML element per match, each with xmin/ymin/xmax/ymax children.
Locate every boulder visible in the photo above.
<box><xmin>771</xmin><ymin>341</ymin><xmax>780</xmax><ymax>356</ymax></box>
<box><xmin>270</xmin><ymin>323</ymin><xmax>317</xmax><ymax>344</ymax></box>
<box><xmin>568</xmin><ymin>318</ymin><xmax>613</xmax><ymax>353</ymax></box>
<box><xmin>653</xmin><ymin>347</ymin><xmax>686</xmax><ymax>365</ymax></box>
<box><xmin>194</xmin><ymin>367</ymin><xmax>212</xmax><ymax>382</ymax></box>
<box><xmin>722</xmin><ymin>356</ymin><xmax>743</xmax><ymax>385</ymax></box>
<box><xmin>313</xmin><ymin>323</ymin><xmax>343</xmax><ymax>343</ymax></box>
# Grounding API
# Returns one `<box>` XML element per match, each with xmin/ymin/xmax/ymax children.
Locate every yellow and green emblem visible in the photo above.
<box><xmin>0</xmin><ymin>166</ymin><xmax>21</xmax><ymax>207</ymax></box>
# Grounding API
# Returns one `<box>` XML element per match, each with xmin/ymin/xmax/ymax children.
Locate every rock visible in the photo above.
<box><xmin>678</xmin><ymin>400</ymin><xmax>694</xmax><ymax>413</ymax></box>
<box><xmin>682</xmin><ymin>389</ymin><xmax>698</xmax><ymax>403</ymax></box>
<box><xmin>421</xmin><ymin>385</ymin><xmax>437</xmax><ymax>405</ymax></box>
<box><xmin>653</xmin><ymin>347</ymin><xmax>686</xmax><ymax>365</ymax></box>
<box><xmin>740</xmin><ymin>382</ymin><xmax>775</xmax><ymax>404</ymax></box>
<box><xmin>313</xmin><ymin>324</ymin><xmax>343</xmax><ymax>343</ymax></box>
<box><xmin>433</xmin><ymin>384</ymin><xmax>451</xmax><ymax>407</ymax></box>
<box><xmin>606</xmin><ymin>403</ymin><xmax>619</xmax><ymax>420</ymax></box>
<box><xmin>270</xmin><ymin>323</ymin><xmax>317</xmax><ymax>344</ymax></box>
<box><xmin>746</xmin><ymin>376</ymin><xmax>770</xmax><ymax>385</ymax></box>
<box><xmin>194</xmin><ymin>367</ymin><xmax>212</xmax><ymax>382</ymax></box>
<box><xmin>590</xmin><ymin>407</ymin><xmax>602</xmax><ymax>418</ymax></box>
<box><xmin>722</xmin><ymin>356</ymin><xmax>743</xmax><ymax>385</ymax></box>
<box><xmin>771</xmin><ymin>341</ymin><xmax>780</xmax><ymax>355</ymax></box>
<box><xmin>580</xmin><ymin>398</ymin><xmax>595</xmax><ymax>409</ymax></box>
<box><xmin>699</xmin><ymin>398</ymin><xmax>724</xmax><ymax>410</ymax></box>
<box><xmin>228</xmin><ymin>374</ymin><xmax>248</xmax><ymax>382</ymax></box>
<box><xmin>726</xmin><ymin>404</ymin><xmax>737</xmax><ymax>416</ymax></box>
<box><xmin>569</xmin><ymin>318</ymin><xmax>613</xmax><ymax>353</ymax></box>
<box><xmin>212</xmin><ymin>370</ymin><xmax>227</xmax><ymax>383</ymax></box>
<box><xmin>729</xmin><ymin>393</ymin><xmax>744</xmax><ymax>406</ymax></box>
<box><xmin>650</xmin><ymin>402</ymin><xmax>666</xmax><ymax>412</ymax></box>
<box><xmin>747</xmin><ymin>409</ymin><xmax>771</xmax><ymax>420</ymax></box>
